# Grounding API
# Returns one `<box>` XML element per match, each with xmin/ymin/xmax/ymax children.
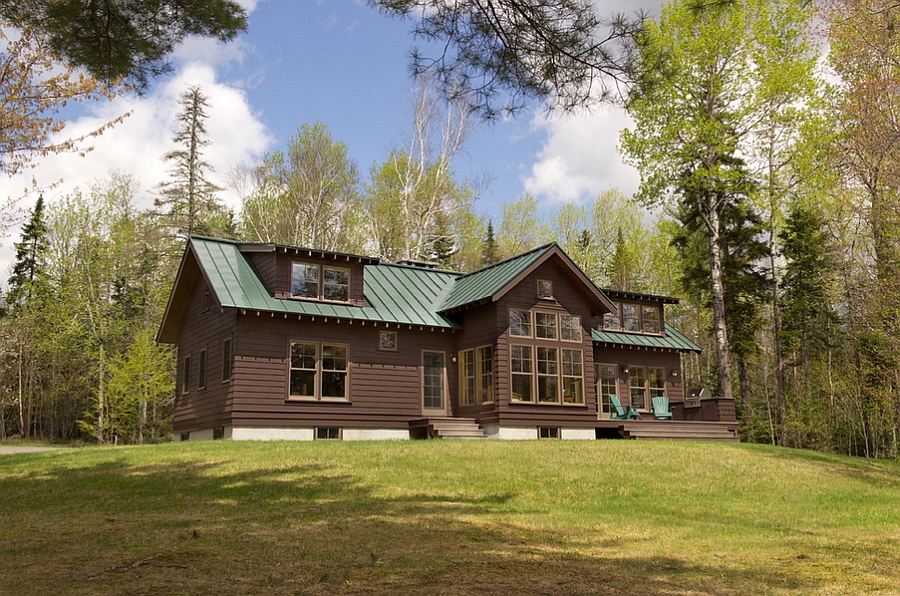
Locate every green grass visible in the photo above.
<box><xmin>2</xmin><ymin>440</ymin><xmax>899</xmax><ymax>595</ymax></box>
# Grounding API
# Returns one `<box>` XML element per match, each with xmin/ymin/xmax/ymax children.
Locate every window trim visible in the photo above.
<box><xmin>510</xmin><ymin>343</ymin><xmax>585</xmax><ymax>406</ymax></box>
<box><xmin>627</xmin><ymin>366</ymin><xmax>667</xmax><ymax>411</ymax></box>
<box><xmin>508</xmin><ymin>308</ymin><xmax>532</xmax><ymax>338</ymax></box>
<box><xmin>198</xmin><ymin>349</ymin><xmax>207</xmax><ymax>390</ymax></box>
<box><xmin>605</xmin><ymin>301</ymin><xmax>664</xmax><ymax>336</ymax></box>
<box><xmin>182</xmin><ymin>354</ymin><xmax>191</xmax><ymax>394</ymax></box>
<box><xmin>287</xmin><ymin>340</ymin><xmax>350</xmax><ymax>401</ymax></box>
<box><xmin>595</xmin><ymin>363</ymin><xmax>618</xmax><ymax>416</ymax></box>
<box><xmin>537</xmin><ymin>279</ymin><xmax>554</xmax><ymax>299</ymax></box>
<box><xmin>377</xmin><ymin>330</ymin><xmax>398</xmax><ymax>352</ymax></box>
<box><xmin>421</xmin><ymin>350</ymin><xmax>448</xmax><ymax>413</ymax></box>
<box><xmin>222</xmin><ymin>338</ymin><xmax>232</xmax><ymax>383</ymax></box>
<box><xmin>560</xmin><ymin>314</ymin><xmax>581</xmax><ymax>342</ymax></box>
<box><xmin>290</xmin><ymin>261</ymin><xmax>351</xmax><ymax>304</ymax></box>
<box><xmin>534</xmin><ymin>311</ymin><xmax>558</xmax><ymax>340</ymax></box>
<box><xmin>459</xmin><ymin>345</ymin><xmax>494</xmax><ymax>406</ymax></box>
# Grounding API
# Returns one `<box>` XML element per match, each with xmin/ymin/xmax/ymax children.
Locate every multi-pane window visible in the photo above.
<box><xmin>422</xmin><ymin>352</ymin><xmax>446</xmax><ymax>410</ymax></box>
<box><xmin>536</xmin><ymin>347</ymin><xmax>559</xmax><ymax>403</ymax></box>
<box><xmin>628</xmin><ymin>366</ymin><xmax>647</xmax><ymax>410</ymax></box>
<box><xmin>561</xmin><ymin>349</ymin><xmax>584</xmax><ymax>404</ymax></box>
<box><xmin>560</xmin><ymin>314</ymin><xmax>581</xmax><ymax>341</ymax></box>
<box><xmin>510</xmin><ymin>345</ymin><xmax>534</xmax><ymax>402</ymax></box>
<box><xmin>535</xmin><ymin>312</ymin><xmax>558</xmax><ymax>339</ymax></box>
<box><xmin>198</xmin><ymin>349</ymin><xmax>207</xmax><ymax>389</ymax></box>
<box><xmin>477</xmin><ymin>346</ymin><xmax>494</xmax><ymax>403</ymax></box>
<box><xmin>595</xmin><ymin>363</ymin><xmax>617</xmax><ymax>415</ymax></box>
<box><xmin>222</xmin><ymin>339</ymin><xmax>232</xmax><ymax>382</ymax></box>
<box><xmin>642</xmin><ymin>305</ymin><xmax>661</xmax><ymax>334</ymax></box>
<box><xmin>291</xmin><ymin>264</ymin><xmax>319</xmax><ymax>299</ymax></box>
<box><xmin>622</xmin><ymin>304</ymin><xmax>640</xmax><ymax>332</ymax></box>
<box><xmin>512</xmin><ymin>345</ymin><xmax>584</xmax><ymax>405</ymax></box>
<box><xmin>291</xmin><ymin>263</ymin><xmax>350</xmax><ymax>302</ymax></box>
<box><xmin>460</xmin><ymin>346</ymin><xmax>494</xmax><ymax>405</ymax></box>
<box><xmin>378</xmin><ymin>330</ymin><xmax>397</xmax><ymax>351</ymax></box>
<box><xmin>289</xmin><ymin>341</ymin><xmax>349</xmax><ymax>400</ymax></box>
<box><xmin>648</xmin><ymin>367</ymin><xmax>666</xmax><ymax>401</ymax></box>
<box><xmin>323</xmin><ymin>267</ymin><xmax>349</xmax><ymax>301</ymax></box>
<box><xmin>321</xmin><ymin>344</ymin><xmax>348</xmax><ymax>398</ymax></box>
<box><xmin>460</xmin><ymin>349</ymin><xmax>476</xmax><ymax>404</ymax></box>
<box><xmin>509</xmin><ymin>309</ymin><xmax>531</xmax><ymax>337</ymax></box>
<box><xmin>183</xmin><ymin>355</ymin><xmax>191</xmax><ymax>393</ymax></box>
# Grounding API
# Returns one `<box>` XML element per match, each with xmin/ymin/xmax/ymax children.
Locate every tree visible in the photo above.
<box><xmin>497</xmin><ymin>194</ymin><xmax>552</xmax><ymax>257</ymax></box>
<box><xmin>2</xmin><ymin>0</ymin><xmax>247</xmax><ymax>90</ymax></box>
<box><xmin>370</xmin><ymin>0</ymin><xmax>642</xmax><ymax>117</ymax></box>
<box><xmin>7</xmin><ymin>195</ymin><xmax>47</xmax><ymax>307</ymax></box>
<box><xmin>482</xmin><ymin>220</ymin><xmax>499</xmax><ymax>266</ymax></box>
<box><xmin>239</xmin><ymin>123</ymin><xmax>364</xmax><ymax>252</ymax></box>
<box><xmin>155</xmin><ymin>85</ymin><xmax>228</xmax><ymax>239</ymax></box>
<box><xmin>621</xmin><ymin>0</ymin><xmax>814</xmax><ymax>400</ymax></box>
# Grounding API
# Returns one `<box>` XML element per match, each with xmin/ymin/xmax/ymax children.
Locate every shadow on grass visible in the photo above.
<box><xmin>0</xmin><ymin>450</ymin><xmax>848</xmax><ymax>596</ymax></box>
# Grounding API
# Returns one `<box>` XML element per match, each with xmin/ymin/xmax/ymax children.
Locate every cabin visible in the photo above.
<box><xmin>157</xmin><ymin>236</ymin><xmax>738</xmax><ymax>441</ymax></box>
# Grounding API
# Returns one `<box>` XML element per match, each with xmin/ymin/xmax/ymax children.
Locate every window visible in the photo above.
<box><xmin>629</xmin><ymin>366</ymin><xmax>647</xmax><ymax>410</ymax></box>
<box><xmin>536</xmin><ymin>347</ymin><xmax>559</xmax><ymax>403</ymax></box>
<box><xmin>642</xmin><ymin>305</ymin><xmax>661</xmax><ymax>334</ymax></box>
<box><xmin>561</xmin><ymin>349</ymin><xmax>584</xmax><ymax>404</ymax></box>
<box><xmin>460</xmin><ymin>349</ymin><xmax>476</xmax><ymax>405</ymax></box>
<box><xmin>378</xmin><ymin>330</ymin><xmax>397</xmax><ymax>351</ymax></box>
<box><xmin>510</xmin><ymin>345</ymin><xmax>534</xmax><ymax>402</ymax></box>
<box><xmin>183</xmin><ymin>355</ymin><xmax>191</xmax><ymax>393</ymax></box>
<box><xmin>321</xmin><ymin>344</ymin><xmax>348</xmax><ymax>399</ymax></box>
<box><xmin>537</xmin><ymin>279</ymin><xmax>554</xmax><ymax>299</ymax></box>
<box><xmin>291</xmin><ymin>263</ymin><xmax>319</xmax><ymax>298</ymax></box>
<box><xmin>323</xmin><ymin>267</ymin><xmax>349</xmax><ymax>301</ymax></box>
<box><xmin>602</xmin><ymin>308</ymin><xmax>620</xmax><ymax>330</ymax></box>
<box><xmin>316</xmin><ymin>427</ymin><xmax>341</xmax><ymax>440</ymax></box>
<box><xmin>459</xmin><ymin>346</ymin><xmax>495</xmax><ymax>405</ymax></box>
<box><xmin>198</xmin><ymin>349</ymin><xmax>207</xmax><ymax>389</ymax></box>
<box><xmin>222</xmin><ymin>339</ymin><xmax>232</xmax><ymax>382</ymax></box>
<box><xmin>422</xmin><ymin>352</ymin><xmax>446</xmax><ymax>411</ymax></box>
<box><xmin>509</xmin><ymin>309</ymin><xmax>531</xmax><ymax>337</ymax></box>
<box><xmin>649</xmin><ymin>367</ymin><xmax>666</xmax><ymax>402</ymax></box>
<box><xmin>538</xmin><ymin>427</ymin><xmax>560</xmax><ymax>439</ymax></box>
<box><xmin>560</xmin><ymin>314</ymin><xmax>581</xmax><ymax>341</ymax></box>
<box><xmin>478</xmin><ymin>346</ymin><xmax>494</xmax><ymax>403</ymax></box>
<box><xmin>595</xmin><ymin>364</ymin><xmax>617</xmax><ymax>415</ymax></box>
<box><xmin>291</xmin><ymin>263</ymin><xmax>350</xmax><ymax>302</ymax></box>
<box><xmin>622</xmin><ymin>304</ymin><xmax>640</xmax><ymax>332</ymax></box>
<box><xmin>289</xmin><ymin>341</ymin><xmax>349</xmax><ymax>400</ymax></box>
<box><xmin>535</xmin><ymin>312</ymin><xmax>557</xmax><ymax>339</ymax></box>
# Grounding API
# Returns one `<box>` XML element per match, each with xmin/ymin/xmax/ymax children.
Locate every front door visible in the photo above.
<box><xmin>422</xmin><ymin>351</ymin><xmax>447</xmax><ymax>415</ymax></box>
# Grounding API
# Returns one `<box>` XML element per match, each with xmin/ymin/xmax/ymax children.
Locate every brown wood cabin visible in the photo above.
<box><xmin>157</xmin><ymin>236</ymin><xmax>737</xmax><ymax>441</ymax></box>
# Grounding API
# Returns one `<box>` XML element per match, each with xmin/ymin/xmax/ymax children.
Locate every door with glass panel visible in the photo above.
<box><xmin>422</xmin><ymin>351</ymin><xmax>447</xmax><ymax>415</ymax></box>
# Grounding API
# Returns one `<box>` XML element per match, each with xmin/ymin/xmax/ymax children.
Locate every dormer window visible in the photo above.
<box><xmin>291</xmin><ymin>262</ymin><xmax>350</xmax><ymax>303</ymax></box>
<box><xmin>642</xmin><ymin>305</ymin><xmax>661</xmax><ymax>334</ymax></box>
<box><xmin>622</xmin><ymin>304</ymin><xmax>640</xmax><ymax>332</ymax></box>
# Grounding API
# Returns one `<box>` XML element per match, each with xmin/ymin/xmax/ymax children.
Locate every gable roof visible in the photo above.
<box><xmin>438</xmin><ymin>242</ymin><xmax>617</xmax><ymax>315</ymax></box>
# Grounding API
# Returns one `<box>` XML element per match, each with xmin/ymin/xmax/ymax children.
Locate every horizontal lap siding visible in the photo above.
<box><xmin>173</xmin><ymin>279</ymin><xmax>238</xmax><ymax>433</ymax></box>
<box><xmin>231</xmin><ymin>315</ymin><xmax>455</xmax><ymax>428</ymax></box>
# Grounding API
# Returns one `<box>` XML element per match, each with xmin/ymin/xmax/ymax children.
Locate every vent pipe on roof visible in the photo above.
<box><xmin>396</xmin><ymin>259</ymin><xmax>439</xmax><ymax>269</ymax></box>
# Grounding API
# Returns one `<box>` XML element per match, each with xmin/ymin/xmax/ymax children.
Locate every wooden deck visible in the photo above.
<box><xmin>411</xmin><ymin>417</ymin><xmax>739</xmax><ymax>442</ymax></box>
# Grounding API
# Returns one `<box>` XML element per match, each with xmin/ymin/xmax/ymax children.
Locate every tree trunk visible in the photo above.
<box><xmin>706</xmin><ymin>204</ymin><xmax>734</xmax><ymax>400</ymax></box>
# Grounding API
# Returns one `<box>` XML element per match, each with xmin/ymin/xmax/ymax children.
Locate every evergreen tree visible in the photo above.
<box><xmin>155</xmin><ymin>85</ymin><xmax>226</xmax><ymax>239</ymax></box>
<box><xmin>482</xmin><ymin>220</ymin><xmax>498</xmax><ymax>266</ymax></box>
<box><xmin>7</xmin><ymin>195</ymin><xmax>48</xmax><ymax>307</ymax></box>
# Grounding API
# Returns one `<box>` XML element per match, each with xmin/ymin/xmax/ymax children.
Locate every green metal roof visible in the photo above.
<box><xmin>591</xmin><ymin>323</ymin><xmax>702</xmax><ymax>353</ymax></box>
<box><xmin>438</xmin><ymin>243</ymin><xmax>554</xmax><ymax>312</ymax></box>
<box><xmin>191</xmin><ymin>237</ymin><xmax>463</xmax><ymax>328</ymax></box>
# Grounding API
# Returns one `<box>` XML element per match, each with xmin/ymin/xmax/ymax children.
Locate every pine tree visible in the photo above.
<box><xmin>7</xmin><ymin>195</ymin><xmax>48</xmax><ymax>307</ymax></box>
<box><xmin>482</xmin><ymin>220</ymin><xmax>498</xmax><ymax>266</ymax></box>
<box><xmin>155</xmin><ymin>85</ymin><xmax>225</xmax><ymax>239</ymax></box>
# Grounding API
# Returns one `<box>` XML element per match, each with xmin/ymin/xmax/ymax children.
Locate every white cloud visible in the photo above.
<box><xmin>0</xmin><ymin>62</ymin><xmax>273</xmax><ymax>285</ymax></box>
<box><xmin>523</xmin><ymin>106</ymin><xmax>641</xmax><ymax>205</ymax></box>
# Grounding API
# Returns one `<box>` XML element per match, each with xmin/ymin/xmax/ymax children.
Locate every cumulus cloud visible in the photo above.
<box><xmin>523</xmin><ymin>107</ymin><xmax>641</xmax><ymax>205</ymax></box>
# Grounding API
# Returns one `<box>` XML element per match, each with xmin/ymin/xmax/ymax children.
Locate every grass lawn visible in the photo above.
<box><xmin>2</xmin><ymin>439</ymin><xmax>899</xmax><ymax>595</ymax></box>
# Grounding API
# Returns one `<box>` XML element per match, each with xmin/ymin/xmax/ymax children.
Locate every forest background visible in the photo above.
<box><xmin>1</xmin><ymin>0</ymin><xmax>899</xmax><ymax>459</ymax></box>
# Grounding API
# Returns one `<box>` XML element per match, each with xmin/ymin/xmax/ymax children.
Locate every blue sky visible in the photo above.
<box><xmin>0</xmin><ymin>0</ymin><xmax>662</xmax><ymax>274</ymax></box>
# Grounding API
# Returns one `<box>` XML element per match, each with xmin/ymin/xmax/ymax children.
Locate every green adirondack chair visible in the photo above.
<box><xmin>609</xmin><ymin>394</ymin><xmax>640</xmax><ymax>420</ymax></box>
<box><xmin>652</xmin><ymin>396</ymin><xmax>673</xmax><ymax>421</ymax></box>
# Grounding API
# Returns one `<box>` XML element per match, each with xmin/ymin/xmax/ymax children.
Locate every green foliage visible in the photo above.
<box><xmin>2</xmin><ymin>0</ymin><xmax>247</xmax><ymax>89</ymax></box>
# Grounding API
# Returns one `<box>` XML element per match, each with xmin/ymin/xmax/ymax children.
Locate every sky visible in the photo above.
<box><xmin>0</xmin><ymin>0</ymin><xmax>664</xmax><ymax>280</ymax></box>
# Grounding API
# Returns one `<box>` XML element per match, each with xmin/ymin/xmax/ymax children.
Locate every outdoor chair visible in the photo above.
<box><xmin>609</xmin><ymin>394</ymin><xmax>641</xmax><ymax>420</ymax></box>
<box><xmin>652</xmin><ymin>396</ymin><xmax>673</xmax><ymax>421</ymax></box>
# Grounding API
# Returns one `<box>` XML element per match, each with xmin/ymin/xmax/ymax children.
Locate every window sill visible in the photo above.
<box><xmin>510</xmin><ymin>400</ymin><xmax>588</xmax><ymax>407</ymax></box>
<box><xmin>286</xmin><ymin>397</ymin><xmax>351</xmax><ymax>403</ymax></box>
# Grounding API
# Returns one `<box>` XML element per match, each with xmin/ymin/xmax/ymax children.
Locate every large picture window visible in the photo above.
<box><xmin>511</xmin><ymin>344</ymin><xmax>584</xmax><ymax>405</ymax></box>
<box><xmin>510</xmin><ymin>345</ymin><xmax>534</xmax><ymax>402</ymax></box>
<box><xmin>291</xmin><ymin>263</ymin><xmax>350</xmax><ymax>302</ymax></box>
<box><xmin>289</xmin><ymin>341</ymin><xmax>349</xmax><ymax>400</ymax></box>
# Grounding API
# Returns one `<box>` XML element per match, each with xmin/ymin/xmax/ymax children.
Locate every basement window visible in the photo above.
<box><xmin>316</xmin><ymin>427</ymin><xmax>341</xmax><ymax>440</ymax></box>
<box><xmin>538</xmin><ymin>427</ymin><xmax>560</xmax><ymax>439</ymax></box>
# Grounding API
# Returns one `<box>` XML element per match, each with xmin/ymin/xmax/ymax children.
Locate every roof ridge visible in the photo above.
<box><xmin>457</xmin><ymin>241</ymin><xmax>558</xmax><ymax>280</ymax></box>
<box><xmin>374</xmin><ymin>261</ymin><xmax>464</xmax><ymax>276</ymax></box>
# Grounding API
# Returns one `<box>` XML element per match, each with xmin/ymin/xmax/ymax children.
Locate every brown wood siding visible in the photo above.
<box><xmin>271</xmin><ymin>251</ymin><xmax>365</xmax><ymax>306</ymax></box>
<box><xmin>228</xmin><ymin>314</ymin><xmax>457</xmax><ymax>428</ymax></box>
<box><xmin>173</xmin><ymin>276</ymin><xmax>238</xmax><ymax>433</ymax></box>
<box><xmin>248</xmin><ymin>253</ymin><xmax>277</xmax><ymax>291</ymax></box>
<box><xmin>491</xmin><ymin>257</ymin><xmax>600</xmax><ymax>428</ymax></box>
<box><xmin>591</xmin><ymin>346</ymin><xmax>684</xmax><ymax>410</ymax></box>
